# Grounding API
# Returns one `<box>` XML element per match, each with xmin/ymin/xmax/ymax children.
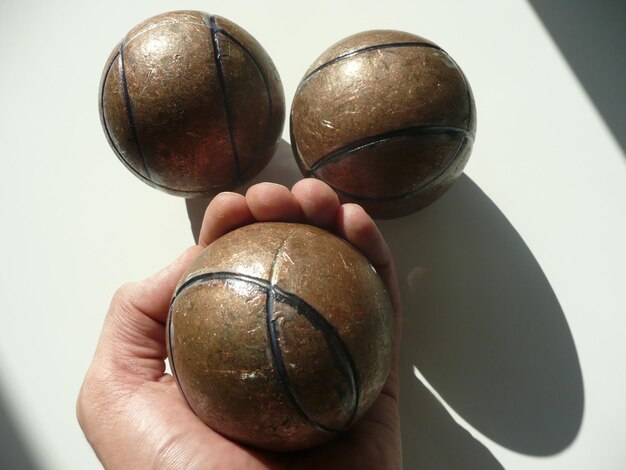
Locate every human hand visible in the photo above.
<box><xmin>77</xmin><ymin>179</ymin><xmax>402</xmax><ymax>469</ymax></box>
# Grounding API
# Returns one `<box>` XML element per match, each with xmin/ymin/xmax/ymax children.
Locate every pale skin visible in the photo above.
<box><xmin>77</xmin><ymin>179</ymin><xmax>402</xmax><ymax>469</ymax></box>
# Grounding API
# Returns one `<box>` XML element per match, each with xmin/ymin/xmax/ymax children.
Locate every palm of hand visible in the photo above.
<box><xmin>78</xmin><ymin>180</ymin><xmax>402</xmax><ymax>470</ymax></box>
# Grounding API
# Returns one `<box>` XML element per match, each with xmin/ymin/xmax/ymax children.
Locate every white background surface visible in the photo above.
<box><xmin>0</xmin><ymin>0</ymin><xmax>624</xmax><ymax>468</ymax></box>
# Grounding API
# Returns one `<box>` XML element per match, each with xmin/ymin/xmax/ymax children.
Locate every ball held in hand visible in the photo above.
<box><xmin>166</xmin><ymin>222</ymin><xmax>394</xmax><ymax>451</ymax></box>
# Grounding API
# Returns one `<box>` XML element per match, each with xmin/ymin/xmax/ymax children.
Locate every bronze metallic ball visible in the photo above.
<box><xmin>166</xmin><ymin>222</ymin><xmax>394</xmax><ymax>451</ymax></box>
<box><xmin>99</xmin><ymin>11</ymin><xmax>285</xmax><ymax>197</ymax></box>
<box><xmin>290</xmin><ymin>30</ymin><xmax>476</xmax><ymax>218</ymax></box>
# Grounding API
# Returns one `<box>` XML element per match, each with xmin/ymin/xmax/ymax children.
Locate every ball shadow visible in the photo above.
<box><xmin>400</xmin><ymin>366</ymin><xmax>504</xmax><ymax>469</ymax></box>
<box><xmin>184</xmin><ymin>143</ymin><xmax>583</xmax><ymax>463</ymax></box>
<box><xmin>378</xmin><ymin>174</ymin><xmax>585</xmax><ymax>458</ymax></box>
<box><xmin>185</xmin><ymin>139</ymin><xmax>301</xmax><ymax>243</ymax></box>
<box><xmin>0</xmin><ymin>382</ymin><xmax>39</xmax><ymax>470</ymax></box>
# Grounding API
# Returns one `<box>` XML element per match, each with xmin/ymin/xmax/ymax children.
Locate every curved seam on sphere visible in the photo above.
<box><xmin>125</xmin><ymin>19</ymin><xmax>209</xmax><ymax>46</ymax></box>
<box><xmin>297</xmin><ymin>41</ymin><xmax>444</xmax><ymax>91</ymax></box>
<box><xmin>268</xmin><ymin>229</ymin><xmax>297</xmax><ymax>286</ymax></box>
<box><xmin>113</xmin><ymin>155</ymin><xmax>215</xmax><ymax>194</ymax></box>
<box><xmin>266</xmin><ymin>230</ymin><xmax>296</xmax><ymax>391</ymax></box>
<box><xmin>207</xmin><ymin>14</ymin><xmax>241</xmax><ymax>184</ymax></box>
<box><xmin>123</xmin><ymin>15</ymin><xmax>277</xmax><ymax>183</ymax></box>
<box><xmin>167</xmin><ymin>297</ymin><xmax>195</xmax><ymax>413</ymax></box>
<box><xmin>131</xmin><ymin>16</ymin><xmax>275</xmax><ymax>124</ymax></box>
<box><xmin>265</xmin><ymin>230</ymin><xmax>333</xmax><ymax>433</ymax></box>
<box><xmin>443</xmin><ymin>51</ymin><xmax>474</xmax><ymax>132</ymax></box>
<box><xmin>264</xmin><ymin>289</ymin><xmax>305</xmax><ymax>428</ymax></box>
<box><xmin>461</xmin><ymin>70</ymin><xmax>474</xmax><ymax>136</ymax></box>
<box><xmin>216</xmin><ymin>28</ymin><xmax>274</xmax><ymax>157</ymax></box>
<box><xmin>100</xmin><ymin>49</ymin><xmax>129</xmax><ymax>168</ymax></box>
<box><xmin>309</xmin><ymin>125</ymin><xmax>474</xmax><ymax>172</ymax></box>
<box><xmin>315</xmin><ymin>136</ymin><xmax>470</xmax><ymax>202</ymax></box>
<box><xmin>102</xmin><ymin>128</ymin><xmax>221</xmax><ymax>193</ymax></box>
<box><xmin>172</xmin><ymin>271</ymin><xmax>361</xmax><ymax>433</ymax></box>
<box><xmin>102</xmin><ymin>49</ymin><xmax>176</xmax><ymax>191</ymax></box>
<box><xmin>119</xmin><ymin>42</ymin><xmax>152</xmax><ymax>179</ymax></box>
<box><xmin>439</xmin><ymin>51</ymin><xmax>474</xmax><ymax>176</ymax></box>
<box><xmin>289</xmin><ymin>117</ymin><xmax>309</xmax><ymax>172</ymax></box>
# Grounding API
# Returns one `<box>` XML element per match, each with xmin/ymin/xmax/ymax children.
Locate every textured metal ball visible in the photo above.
<box><xmin>290</xmin><ymin>30</ymin><xmax>476</xmax><ymax>218</ymax></box>
<box><xmin>166</xmin><ymin>222</ymin><xmax>394</xmax><ymax>451</ymax></box>
<box><xmin>99</xmin><ymin>11</ymin><xmax>285</xmax><ymax>197</ymax></box>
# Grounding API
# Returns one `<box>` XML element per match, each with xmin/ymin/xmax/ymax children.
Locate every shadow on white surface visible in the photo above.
<box><xmin>527</xmin><ymin>0</ymin><xmax>626</xmax><ymax>154</ymax></box>
<box><xmin>0</xmin><ymin>384</ymin><xmax>39</xmax><ymax>470</ymax></box>
<box><xmin>185</xmin><ymin>143</ymin><xmax>583</xmax><ymax>465</ymax></box>
<box><xmin>399</xmin><ymin>368</ymin><xmax>504</xmax><ymax>469</ymax></box>
<box><xmin>380</xmin><ymin>174</ymin><xmax>584</xmax><ymax>459</ymax></box>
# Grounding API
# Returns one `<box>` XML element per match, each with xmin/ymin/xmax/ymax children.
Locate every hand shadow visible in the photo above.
<box><xmin>378</xmin><ymin>174</ymin><xmax>584</xmax><ymax>462</ymax></box>
<box><xmin>184</xmin><ymin>145</ymin><xmax>583</xmax><ymax>466</ymax></box>
<box><xmin>185</xmin><ymin>139</ymin><xmax>301</xmax><ymax>243</ymax></box>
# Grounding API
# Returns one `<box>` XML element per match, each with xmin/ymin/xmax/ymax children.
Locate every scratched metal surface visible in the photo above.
<box><xmin>0</xmin><ymin>1</ymin><xmax>624</xmax><ymax>469</ymax></box>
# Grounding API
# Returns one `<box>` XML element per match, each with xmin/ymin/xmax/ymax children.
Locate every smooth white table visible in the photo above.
<box><xmin>1</xmin><ymin>0</ymin><xmax>624</xmax><ymax>468</ymax></box>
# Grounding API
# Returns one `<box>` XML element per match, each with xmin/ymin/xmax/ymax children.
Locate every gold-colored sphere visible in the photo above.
<box><xmin>99</xmin><ymin>11</ymin><xmax>285</xmax><ymax>197</ymax></box>
<box><xmin>167</xmin><ymin>223</ymin><xmax>394</xmax><ymax>451</ymax></box>
<box><xmin>290</xmin><ymin>30</ymin><xmax>476</xmax><ymax>218</ymax></box>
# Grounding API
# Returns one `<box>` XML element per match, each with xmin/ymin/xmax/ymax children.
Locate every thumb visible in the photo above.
<box><xmin>95</xmin><ymin>245</ymin><xmax>204</xmax><ymax>380</ymax></box>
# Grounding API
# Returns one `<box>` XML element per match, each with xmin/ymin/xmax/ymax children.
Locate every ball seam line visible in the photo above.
<box><xmin>268</xmin><ymin>228</ymin><xmax>297</xmax><ymax>287</ymax></box>
<box><xmin>216</xmin><ymin>27</ymin><xmax>275</xmax><ymax>167</ymax></box>
<box><xmin>207</xmin><ymin>15</ymin><xmax>242</xmax><ymax>184</ymax></box>
<box><xmin>167</xmin><ymin>294</ymin><xmax>194</xmax><ymax>415</ymax></box>
<box><xmin>125</xmin><ymin>17</ymin><xmax>208</xmax><ymax>46</ymax></box>
<box><xmin>312</xmin><ymin>136</ymin><xmax>469</xmax><ymax>203</ymax></box>
<box><xmin>269</xmin><ymin>289</ymin><xmax>360</xmax><ymax>432</ymax></box>
<box><xmin>99</xmin><ymin>48</ymin><xmax>131</xmax><ymax>171</ymax></box>
<box><xmin>100</xmin><ymin>48</ymin><xmax>213</xmax><ymax>195</ymax></box>
<box><xmin>265</xmin><ymin>230</ymin><xmax>324</xmax><ymax>431</ymax></box>
<box><xmin>119</xmin><ymin>42</ymin><xmax>152</xmax><ymax>180</ymax></box>
<box><xmin>308</xmin><ymin>125</ymin><xmax>474</xmax><ymax>173</ymax></box>
<box><xmin>297</xmin><ymin>41</ymin><xmax>444</xmax><ymax>91</ymax></box>
<box><xmin>170</xmin><ymin>271</ymin><xmax>361</xmax><ymax>432</ymax></box>
<box><xmin>264</xmin><ymin>288</ymin><xmax>330</xmax><ymax>431</ymax></box>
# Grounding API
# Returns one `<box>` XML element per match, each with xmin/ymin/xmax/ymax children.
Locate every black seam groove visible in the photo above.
<box><xmin>273</xmin><ymin>288</ymin><xmax>360</xmax><ymax>432</ymax></box>
<box><xmin>298</xmin><ymin>41</ymin><xmax>444</xmax><ymax>90</ymax></box>
<box><xmin>289</xmin><ymin>117</ymin><xmax>307</xmax><ymax>172</ymax></box>
<box><xmin>101</xmin><ymin>53</ymin><xmax>181</xmax><ymax>194</ymax></box>
<box><xmin>170</xmin><ymin>271</ymin><xmax>361</xmax><ymax>433</ymax></box>
<box><xmin>264</xmin><ymin>289</ymin><xmax>306</xmax><ymax>427</ymax></box>
<box><xmin>308</xmin><ymin>125</ymin><xmax>474</xmax><ymax>173</ymax></box>
<box><xmin>102</xmin><ymin>49</ymin><xmax>182</xmax><ymax>193</ymax></box>
<box><xmin>119</xmin><ymin>42</ymin><xmax>151</xmax><ymax>179</ymax></box>
<box><xmin>207</xmin><ymin>15</ymin><xmax>241</xmax><ymax>183</ymax></box>
<box><xmin>101</xmin><ymin>47</ymin><xmax>202</xmax><ymax>194</ymax></box>
<box><xmin>126</xmin><ymin>20</ymin><xmax>209</xmax><ymax>46</ymax></box>
<box><xmin>216</xmin><ymin>28</ymin><xmax>274</xmax><ymax>133</ymax></box>
<box><xmin>264</xmin><ymin>231</ymin><xmax>315</xmax><ymax>430</ymax></box>
<box><xmin>100</xmin><ymin>49</ymin><xmax>124</xmax><ymax>162</ymax></box>
<box><xmin>268</xmin><ymin>230</ymin><xmax>294</xmax><ymax>286</ymax></box>
<box><xmin>316</xmin><ymin>136</ymin><xmax>470</xmax><ymax>202</ymax></box>
<box><xmin>167</xmin><ymin>296</ymin><xmax>194</xmax><ymax>413</ymax></box>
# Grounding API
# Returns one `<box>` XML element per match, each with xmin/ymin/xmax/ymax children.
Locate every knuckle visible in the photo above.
<box><xmin>76</xmin><ymin>369</ymin><xmax>98</xmax><ymax>432</ymax></box>
<box><xmin>76</xmin><ymin>365</ymin><xmax>129</xmax><ymax>433</ymax></box>
<box><xmin>111</xmin><ymin>282</ymin><xmax>138</xmax><ymax>305</ymax></box>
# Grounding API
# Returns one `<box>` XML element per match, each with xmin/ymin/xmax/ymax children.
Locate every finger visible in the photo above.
<box><xmin>291</xmin><ymin>178</ymin><xmax>341</xmax><ymax>229</ymax></box>
<box><xmin>336</xmin><ymin>204</ymin><xmax>403</xmax><ymax>398</ymax></box>
<box><xmin>96</xmin><ymin>245</ymin><xmax>204</xmax><ymax>379</ymax></box>
<box><xmin>245</xmin><ymin>182</ymin><xmax>303</xmax><ymax>222</ymax></box>
<box><xmin>337</xmin><ymin>203</ymin><xmax>402</xmax><ymax>324</ymax></box>
<box><xmin>198</xmin><ymin>192</ymin><xmax>254</xmax><ymax>247</ymax></box>
<box><xmin>336</xmin><ymin>204</ymin><xmax>398</xmax><ymax>300</ymax></box>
